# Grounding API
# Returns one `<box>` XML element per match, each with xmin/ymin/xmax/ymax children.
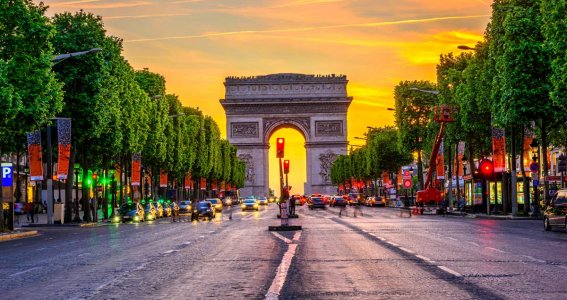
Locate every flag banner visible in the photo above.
<box><xmin>200</xmin><ymin>178</ymin><xmax>206</xmax><ymax>190</ymax></box>
<box><xmin>491</xmin><ymin>128</ymin><xmax>506</xmax><ymax>173</ymax></box>
<box><xmin>27</xmin><ymin>131</ymin><xmax>43</xmax><ymax>181</ymax></box>
<box><xmin>436</xmin><ymin>140</ymin><xmax>444</xmax><ymax>179</ymax></box>
<box><xmin>523</xmin><ymin>127</ymin><xmax>534</xmax><ymax>172</ymax></box>
<box><xmin>212</xmin><ymin>180</ymin><xmax>218</xmax><ymax>191</ymax></box>
<box><xmin>220</xmin><ymin>181</ymin><xmax>225</xmax><ymax>191</ymax></box>
<box><xmin>339</xmin><ymin>184</ymin><xmax>344</xmax><ymax>191</ymax></box>
<box><xmin>227</xmin><ymin>183</ymin><xmax>231</xmax><ymax>191</ymax></box>
<box><xmin>131</xmin><ymin>153</ymin><xmax>141</xmax><ymax>186</ymax></box>
<box><xmin>455</xmin><ymin>141</ymin><xmax>465</xmax><ymax>178</ymax></box>
<box><xmin>160</xmin><ymin>170</ymin><xmax>168</xmax><ymax>188</ymax></box>
<box><xmin>397</xmin><ymin>170</ymin><xmax>402</xmax><ymax>185</ymax></box>
<box><xmin>184</xmin><ymin>175</ymin><xmax>191</xmax><ymax>189</ymax></box>
<box><xmin>56</xmin><ymin>119</ymin><xmax>71</xmax><ymax>180</ymax></box>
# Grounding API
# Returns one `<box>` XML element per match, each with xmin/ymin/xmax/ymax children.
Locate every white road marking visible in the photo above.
<box><xmin>522</xmin><ymin>255</ymin><xmax>546</xmax><ymax>263</ymax></box>
<box><xmin>468</xmin><ymin>242</ymin><xmax>480</xmax><ymax>247</ymax></box>
<box><xmin>182</xmin><ymin>241</ymin><xmax>191</xmax><ymax>245</ymax></box>
<box><xmin>77</xmin><ymin>252</ymin><xmax>91</xmax><ymax>257</ymax></box>
<box><xmin>162</xmin><ymin>250</ymin><xmax>178</xmax><ymax>255</ymax></box>
<box><xmin>437</xmin><ymin>265</ymin><xmax>462</xmax><ymax>277</ymax></box>
<box><xmin>446</xmin><ymin>237</ymin><xmax>457</xmax><ymax>241</ymax></box>
<box><xmin>271</xmin><ymin>232</ymin><xmax>292</xmax><ymax>244</ymax></box>
<box><xmin>485</xmin><ymin>247</ymin><xmax>506</xmax><ymax>253</ymax></box>
<box><xmin>265</xmin><ymin>243</ymin><xmax>298</xmax><ymax>300</ymax></box>
<box><xmin>399</xmin><ymin>247</ymin><xmax>415</xmax><ymax>254</ymax></box>
<box><xmin>558</xmin><ymin>265</ymin><xmax>567</xmax><ymax>271</ymax></box>
<box><xmin>386</xmin><ymin>241</ymin><xmax>399</xmax><ymax>247</ymax></box>
<box><xmin>9</xmin><ymin>267</ymin><xmax>41</xmax><ymax>277</ymax></box>
<box><xmin>416</xmin><ymin>255</ymin><xmax>435</xmax><ymax>264</ymax></box>
<box><xmin>292</xmin><ymin>231</ymin><xmax>302</xmax><ymax>242</ymax></box>
<box><xmin>199</xmin><ymin>235</ymin><xmax>205</xmax><ymax>238</ymax></box>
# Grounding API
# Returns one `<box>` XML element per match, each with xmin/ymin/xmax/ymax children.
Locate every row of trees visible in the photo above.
<box><xmin>330</xmin><ymin>127</ymin><xmax>412</xmax><ymax>193</ymax></box>
<box><xmin>392</xmin><ymin>0</ymin><xmax>565</xmax><ymax>213</ymax></box>
<box><xmin>0</xmin><ymin>1</ymin><xmax>245</xmax><ymax>225</ymax></box>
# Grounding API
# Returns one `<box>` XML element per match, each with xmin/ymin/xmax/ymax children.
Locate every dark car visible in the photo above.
<box><xmin>179</xmin><ymin>200</ymin><xmax>192</xmax><ymax>214</ymax></box>
<box><xmin>194</xmin><ymin>201</ymin><xmax>216</xmax><ymax>220</ymax></box>
<box><xmin>330</xmin><ymin>196</ymin><xmax>348</xmax><ymax>207</ymax></box>
<box><xmin>308</xmin><ymin>197</ymin><xmax>326</xmax><ymax>209</ymax></box>
<box><xmin>544</xmin><ymin>189</ymin><xmax>567</xmax><ymax>231</ymax></box>
<box><xmin>119</xmin><ymin>202</ymin><xmax>145</xmax><ymax>222</ymax></box>
<box><xmin>241</xmin><ymin>198</ymin><xmax>259</xmax><ymax>211</ymax></box>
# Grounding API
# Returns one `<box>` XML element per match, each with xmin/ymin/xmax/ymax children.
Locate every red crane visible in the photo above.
<box><xmin>416</xmin><ymin>105</ymin><xmax>456</xmax><ymax>205</ymax></box>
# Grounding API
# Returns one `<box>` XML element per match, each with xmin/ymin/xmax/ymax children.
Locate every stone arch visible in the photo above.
<box><xmin>221</xmin><ymin>73</ymin><xmax>352</xmax><ymax>197</ymax></box>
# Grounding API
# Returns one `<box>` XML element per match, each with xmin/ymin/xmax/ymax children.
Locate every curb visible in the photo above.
<box><xmin>23</xmin><ymin>222</ymin><xmax>100</xmax><ymax>228</ymax></box>
<box><xmin>0</xmin><ymin>230</ymin><xmax>39</xmax><ymax>242</ymax></box>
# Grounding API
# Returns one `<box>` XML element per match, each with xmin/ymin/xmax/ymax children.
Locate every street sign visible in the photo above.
<box><xmin>533</xmin><ymin>180</ymin><xmax>539</xmax><ymax>187</ymax></box>
<box><xmin>529</xmin><ymin>162</ymin><xmax>539</xmax><ymax>173</ymax></box>
<box><xmin>2</xmin><ymin>163</ymin><xmax>13</xmax><ymax>187</ymax></box>
<box><xmin>531</xmin><ymin>172</ymin><xmax>538</xmax><ymax>181</ymax></box>
<box><xmin>403</xmin><ymin>179</ymin><xmax>412</xmax><ymax>189</ymax></box>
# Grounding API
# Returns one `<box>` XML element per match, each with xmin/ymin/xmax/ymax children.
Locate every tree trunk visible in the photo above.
<box><xmin>417</xmin><ymin>149</ymin><xmax>424</xmax><ymax>190</ymax></box>
<box><xmin>541</xmin><ymin>122</ymin><xmax>549</xmax><ymax>207</ymax></box>
<box><xmin>82</xmin><ymin>158</ymin><xmax>91</xmax><ymax>223</ymax></box>
<box><xmin>64</xmin><ymin>149</ymin><xmax>75</xmax><ymax>222</ymax></box>
<box><xmin>511</xmin><ymin>127</ymin><xmax>518</xmax><ymax>215</ymax></box>
<box><xmin>520</xmin><ymin>128</ymin><xmax>530</xmax><ymax>214</ymax></box>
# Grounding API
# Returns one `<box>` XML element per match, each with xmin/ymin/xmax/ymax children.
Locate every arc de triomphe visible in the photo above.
<box><xmin>220</xmin><ymin>73</ymin><xmax>352</xmax><ymax>197</ymax></box>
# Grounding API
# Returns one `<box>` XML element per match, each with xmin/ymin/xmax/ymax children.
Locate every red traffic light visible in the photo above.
<box><xmin>276</xmin><ymin>138</ymin><xmax>285</xmax><ymax>158</ymax></box>
<box><xmin>403</xmin><ymin>179</ymin><xmax>412</xmax><ymax>189</ymax></box>
<box><xmin>92</xmin><ymin>172</ymin><xmax>98</xmax><ymax>180</ymax></box>
<box><xmin>479</xmin><ymin>159</ymin><xmax>494</xmax><ymax>177</ymax></box>
<box><xmin>283</xmin><ymin>160</ymin><xmax>290</xmax><ymax>174</ymax></box>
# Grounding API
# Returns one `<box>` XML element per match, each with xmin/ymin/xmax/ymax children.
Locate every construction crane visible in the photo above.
<box><xmin>416</xmin><ymin>105</ymin><xmax>457</xmax><ymax>207</ymax></box>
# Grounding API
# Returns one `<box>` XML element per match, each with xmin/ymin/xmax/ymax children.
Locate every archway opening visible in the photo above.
<box><xmin>269</xmin><ymin>128</ymin><xmax>306</xmax><ymax>197</ymax></box>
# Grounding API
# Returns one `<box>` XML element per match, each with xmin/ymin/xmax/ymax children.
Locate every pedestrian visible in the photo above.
<box><xmin>289</xmin><ymin>196</ymin><xmax>296</xmax><ymax>216</ymax></box>
<box><xmin>25</xmin><ymin>202</ymin><xmax>33</xmax><ymax>222</ymax></box>
<box><xmin>354</xmin><ymin>197</ymin><xmax>363</xmax><ymax>217</ymax></box>
<box><xmin>339</xmin><ymin>202</ymin><xmax>348</xmax><ymax>217</ymax></box>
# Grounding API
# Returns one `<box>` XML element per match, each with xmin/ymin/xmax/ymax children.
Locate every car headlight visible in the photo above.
<box><xmin>241</xmin><ymin>205</ymin><xmax>246</xmax><ymax>208</ymax></box>
<box><xmin>253</xmin><ymin>204</ymin><xmax>258</xmax><ymax>207</ymax></box>
<box><xmin>133</xmin><ymin>216</ymin><xmax>139</xmax><ymax>222</ymax></box>
<box><xmin>113</xmin><ymin>216</ymin><xmax>121</xmax><ymax>223</ymax></box>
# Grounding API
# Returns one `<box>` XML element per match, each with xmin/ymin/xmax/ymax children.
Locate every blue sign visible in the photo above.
<box><xmin>529</xmin><ymin>162</ymin><xmax>539</xmax><ymax>173</ymax></box>
<box><xmin>1</xmin><ymin>163</ymin><xmax>13</xmax><ymax>187</ymax></box>
<box><xmin>533</xmin><ymin>180</ymin><xmax>539</xmax><ymax>187</ymax></box>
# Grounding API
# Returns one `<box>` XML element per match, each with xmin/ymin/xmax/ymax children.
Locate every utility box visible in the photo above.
<box><xmin>54</xmin><ymin>202</ymin><xmax>65</xmax><ymax>224</ymax></box>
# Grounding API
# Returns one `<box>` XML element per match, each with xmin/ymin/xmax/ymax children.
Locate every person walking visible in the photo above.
<box><xmin>25</xmin><ymin>202</ymin><xmax>33</xmax><ymax>223</ymax></box>
<box><xmin>339</xmin><ymin>202</ymin><xmax>348</xmax><ymax>217</ymax></box>
<box><xmin>354</xmin><ymin>197</ymin><xmax>363</xmax><ymax>217</ymax></box>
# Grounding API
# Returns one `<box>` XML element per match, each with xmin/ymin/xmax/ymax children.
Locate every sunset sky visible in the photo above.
<box><xmin>38</xmin><ymin>0</ymin><xmax>491</xmax><ymax>195</ymax></box>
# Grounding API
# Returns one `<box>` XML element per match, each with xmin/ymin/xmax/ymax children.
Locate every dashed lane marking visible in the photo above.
<box><xmin>265</xmin><ymin>243</ymin><xmax>298</xmax><ymax>300</ymax></box>
<box><xmin>399</xmin><ymin>247</ymin><xmax>415</xmax><ymax>254</ymax></box>
<box><xmin>468</xmin><ymin>241</ymin><xmax>480</xmax><ymax>247</ymax></box>
<box><xmin>9</xmin><ymin>267</ymin><xmax>41</xmax><ymax>277</ymax></box>
<box><xmin>522</xmin><ymin>255</ymin><xmax>545</xmax><ymax>263</ymax></box>
<box><xmin>437</xmin><ymin>265</ymin><xmax>462</xmax><ymax>277</ymax></box>
<box><xmin>558</xmin><ymin>265</ymin><xmax>567</xmax><ymax>271</ymax></box>
<box><xmin>485</xmin><ymin>247</ymin><xmax>506</xmax><ymax>253</ymax></box>
<box><xmin>416</xmin><ymin>255</ymin><xmax>435</xmax><ymax>264</ymax></box>
<box><xmin>271</xmin><ymin>232</ymin><xmax>292</xmax><ymax>244</ymax></box>
<box><xmin>447</xmin><ymin>237</ymin><xmax>457</xmax><ymax>241</ymax></box>
<box><xmin>162</xmin><ymin>250</ymin><xmax>179</xmax><ymax>255</ymax></box>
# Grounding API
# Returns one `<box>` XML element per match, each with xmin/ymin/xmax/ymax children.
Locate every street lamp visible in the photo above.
<box><xmin>52</xmin><ymin>48</ymin><xmax>102</xmax><ymax>65</ymax></box>
<box><xmin>409</xmin><ymin>87</ymin><xmax>440</xmax><ymax>95</ymax></box>
<box><xmin>73</xmin><ymin>163</ymin><xmax>81</xmax><ymax>222</ymax></box>
<box><xmin>354</xmin><ymin>136</ymin><xmax>367</xmax><ymax>141</ymax></box>
<box><xmin>457</xmin><ymin>45</ymin><xmax>476</xmax><ymax>51</ymax></box>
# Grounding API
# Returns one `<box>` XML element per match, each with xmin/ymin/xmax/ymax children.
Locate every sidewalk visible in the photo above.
<box><xmin>447</xmin><ymin>211</ymin><xmax>539</xmax><ymax>220</ymax></box>
<box><xmin>15</xmin><ymin>209</ymin><xmax>105</xmax><ymax>228</ymax></box>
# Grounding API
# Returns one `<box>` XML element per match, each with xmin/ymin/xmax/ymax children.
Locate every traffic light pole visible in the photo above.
<box><xmin>279</xmin><ymin>158</ymin><xmax>284</xmax><ymax>201</ymax></box>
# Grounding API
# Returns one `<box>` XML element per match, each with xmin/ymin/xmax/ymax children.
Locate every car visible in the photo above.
<box><xmin>193</xmin><ymin>201</ymin><xmax>216</xmax><ymax>220</ymax></box>
<box><xmin>170</xmin><ymin>202</ymin><xmax>180</xmax><ymax>217</ymax></box>
<box><xmin>307</xmin><ymin>196</ymin><xmax>326</xmax><ymax>209</ymax></box>
<box><xmin>330</xmin><ymin>196</ymin><xmax>348</xmax><ymax>207</ymax></box>
<box><xmin>268</xmin><ymin>196</ymin><xmax>277</xmax><ymax>203</ymax></box>
<box><xmin>544</xmin><ymin>189</ymin><xmax>567</xmax><ymax>231</ymax></box>
<box><xmin>241</xmin><ymin>198</ymin><xmax>259</xmax><ymax>211</ymax></box>
<box><xmin>366</xmin><ymin>196</ymin><xmax>385</xmax><ymax>207</ymax></box>
<box><xmin>144</xmin><ymin>202</ymin><xmax>158</xmax><ymax>221</ymax></box>
<box><xmin>258</xmin><ymin>196</ymin><xmax>269</xmax><ymax>205</ymax></box>
<box><xmin>178</xmin><ymin>200</ymin><xmax>192</xmax><ymax>214</ymax></box>
<box><xmin>119</xmin><ymin>202</ymin><xmax>145</xmax><ymax>222</ymax></box>
<box><xmin>162</xmin><ymin>202</ymin><xmax>173</xmax><ymax>217</ymax></box>
<box><xmin>207</xmin><ymin>198</ymin><xmax>223</xmax><ymax>212</ymax></box>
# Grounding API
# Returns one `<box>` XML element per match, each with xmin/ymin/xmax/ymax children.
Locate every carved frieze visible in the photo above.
<box><xmin>319</xmin><ymin>151</ymin><xmax>338</xmax><ymax>183</ymax></box>
<box><xmin>315</xmin><ymin>121</ymin><xmax>343</xmax><ymax>137</ymax></box>
<box><xmin>223</xmin><ymin>102</ymin><xmax>350</xmax><ymax>115</ymax></box>
<box><xmin>231</xmin><ymin>122</ymin><xmax>259</xmax><ymax>138</ymax></box>
<box><xmin>264</xmin><ymin>117</ymin><xmax>310</xmax><ymax>137</ymax></box>
<box><xmin>238</xmin><ymin>154</ymin><xmax>255</xmax><ymax>183</ymax></box>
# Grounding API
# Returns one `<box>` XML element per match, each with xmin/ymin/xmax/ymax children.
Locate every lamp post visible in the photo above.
<box><xmin>73</xmin><ymin>163</ymin><xmax>81</xmax><ymax>222</ymax></box>
<box><xmin>530</xmin><ymin>139</ymin><xmax>540</xmax><ymax>217</ymax></box>
<box><xmin>52</xmin><ymin>48</ymin><xmax>102</xmax><ymax>65</ymax></box>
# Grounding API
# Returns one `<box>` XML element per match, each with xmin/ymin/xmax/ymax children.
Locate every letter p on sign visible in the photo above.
<box><xmin>1</xmin><ymin>163</ymin><xmax>13</xmax><ymax>187</ymax></box>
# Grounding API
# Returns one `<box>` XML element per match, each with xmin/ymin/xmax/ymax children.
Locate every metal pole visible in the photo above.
<box><xmin>74</xmin><ymin>169</ymin><xmax>80</xmax><ymax>222</ymax></box>
<box><xmin>46</xmin><ymin>125</ymin><xmax>54</xmax><ymax>224</ymax></box>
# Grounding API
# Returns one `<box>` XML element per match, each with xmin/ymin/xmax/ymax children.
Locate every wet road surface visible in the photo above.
<box><xmin>1</xmin><ymin>204</ymin><xmax>566</xmax><ymax>299</ymax></box>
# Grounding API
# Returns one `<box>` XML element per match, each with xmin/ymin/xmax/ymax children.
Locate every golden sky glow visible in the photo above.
<box><xmin>38</xmin><ymin>0</ymin><xmax>491</xmax><ymax>195</ymax></box>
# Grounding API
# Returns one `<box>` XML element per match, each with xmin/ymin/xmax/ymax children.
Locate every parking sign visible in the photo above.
<box><xmin>1</xmin><ymin>163</ymin><xmax>13</xmax><ymax>187</ymax></box>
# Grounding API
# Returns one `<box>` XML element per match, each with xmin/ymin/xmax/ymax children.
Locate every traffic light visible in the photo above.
<box><xmin>283</xmin><ymin>160</ymin><xmax>290</xmax><ymax>174</ymax></box>
<box><xmin>276</xmin><ymin>138</ymin><xmax>285</xmax><ymax>158</ymax></box>
<box><xmin>479</xmin><ymin>159</ymin><xmax>494</xmax><ymax>178</ymax></box>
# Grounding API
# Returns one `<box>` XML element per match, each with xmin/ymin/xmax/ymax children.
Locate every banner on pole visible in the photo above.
<box><xmin>200</xmin><ymin>178</ymin><xmax>206</xmax><ymax>190</ymax></box>
<box><xmin>212</xmin><ymin>180</ymin><xmax>218</xmax><ymax>191</ymax></box>
<box><xmin>436</xmin><ymin>140</ymin><xmax>444</xmax><ymax>179</ymax></box>
<box><xmin>131</xmin><ymin>153</ymin><xmax>141</xmax><ymax>186</ymax></box>
<box><xmin>56</xmin><ymin>119</ymin><xmax>71</xmax><ymax>180</ymax></box>
<box><xmin>184</xmin><ymin>175</ymin><xmax>191</xmax><ymax>189</ymax></box>
<box><xmin>160</xmin><ymin>170</ymin><xmax>168</xmax><ymax>188</ymax></box>
<box><xmin>491</xmin><ymin>127</ymin><xmax>506</xmax><ymax>173</ymax></box>
<box><xmin>27</xmin><ymin>131</ymin><xmax>44</xmax><ymax>181</ymax></box>
<box><xmin>455</xmin><ymin>141</ymin><xmax>465</xmax><ymax>178</ymax></box>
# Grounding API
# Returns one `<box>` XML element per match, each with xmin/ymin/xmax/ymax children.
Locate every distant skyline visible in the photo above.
<box><xmin>38</xmin><ymin>0</ymin><xmax>492</xmax><ymax>194</ymax></box>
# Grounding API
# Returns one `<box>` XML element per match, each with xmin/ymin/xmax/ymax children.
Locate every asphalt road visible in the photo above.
<box><xmin>1</xmin><ymin>204</ymin><xmax>566</xmax><ymax>300</ymax></box>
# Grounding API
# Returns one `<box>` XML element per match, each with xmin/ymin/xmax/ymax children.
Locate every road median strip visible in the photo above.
<box><xmin>0</xmin><ymin>230</ymin><xmax>39</xmax><ymax>241</ymax></box>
